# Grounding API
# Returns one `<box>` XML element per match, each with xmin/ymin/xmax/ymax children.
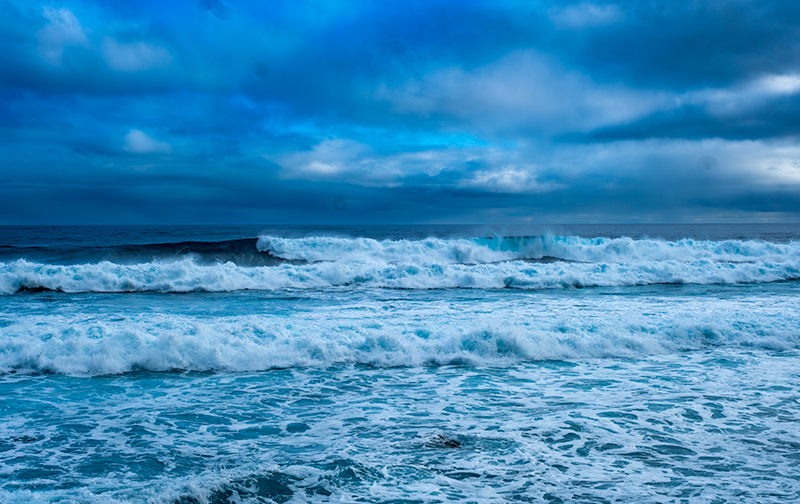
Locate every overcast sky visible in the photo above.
<box><xmin>2</xmin><ymin>0</ymin><xmax>800</xmax><ymax>224</ymax></box>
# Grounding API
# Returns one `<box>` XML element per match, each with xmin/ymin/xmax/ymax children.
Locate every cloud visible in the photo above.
<box><xmin>37</xmin><ymin>7</ymin><xmax>88</xmax><ymax>66</ymax></box>
<box><xmin>685</xmin><ymin>73</ymin><xmax>800</xmax><ymax>115</ymax></box>
<box><xmin>123</xmin><ymin>129</ymin><xmax>171</xmax><ymax>154</ymax></box>
<box><xmin>542</xmin><ymin>1</ymin><xmax>800</xmax><ymax>91</ymax></box>
<box><xmin>6</xmin><ymin>0</ymin><xmax>800</xmax><ymax>223</ymax></box>
<box><xmin>549</xmin><ymin>3</ymin><xmax>622</xmax><ymax>28</ymax></box>
<box><xmin>755</xmin><ymin>74</ymin><xmax>800</xmax><ymax>95</ymax></box>
<box><xmin>462</xmin><ymin>165</ymin><xmax>555</xmax><ymax>194</ymax></box>
<box><xmin>272</xmin><ymin>137</ymin><xmax>561</xmax><ymax>195</ymax></box>
<box><xmin>274</xmin><ymin>139</ymin><xmax>372</xmax><ymax>178</ymax></box>
<box><xmin>272</xmin><ymin>138</ymin><xmax>455</xmax><ymax>184</ymax></box>
<box><xmin>377</xmin><ymin>50</ymin><xmax>669</xmax><ymax>136</ymax></box>
<box><xmin>102</xmin><ymin>38</ymin><xmax>172</xmax><ymax>72</ymax></box>
<box><xmin>579</xmin><ymin>73</ymin><xmax>800</xmax><ymax>141</ymax></box>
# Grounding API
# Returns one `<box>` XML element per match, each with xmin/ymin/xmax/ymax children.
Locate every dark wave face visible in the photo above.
<box><xmin>0</xmin><ymin>238</ymin><xmax>285</xmax><ymax>266</ymax></box>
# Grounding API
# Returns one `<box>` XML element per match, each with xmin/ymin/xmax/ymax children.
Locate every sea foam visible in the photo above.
<box><xmin>0</xmin><ymin>257</ymin><xmax>797</xmax><ymax>294</ymax></box>
<box><xmin>257</xmin><ymin>235</ymin><xmax>800</xmax><ymax>264</ymax></box>
<box><xmin>2</xmin><ymin>294</ymin><xmax>798</xmax><ymax>375</ymax></box>
<box><xmin>1</xmin><ymin>235</ymin><xmax>799</xmax><ymax>294</ymax></box>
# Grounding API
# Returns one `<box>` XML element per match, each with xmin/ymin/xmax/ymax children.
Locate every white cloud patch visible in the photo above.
<box><xmin>679</xmin><ymin>73</ymin><xmax>800</xmax><ymax>116</ymax></box>
<box><xmin>377</xmin><ymin>50</ymin><xmax>668</xmax><ymax>135</ymax></box>
<box><xmin>379</xmin><ymin>51</ymin><xmax>800</xmax><ymax>140</ymax></box>
<box><xmin>271</xmin><ymin>139</ymin><xmax>450</xmax><ymax>184</ymax></box>
<box><xmin>537</xmin><ymin>137</ymin><xmax>800</xmax><ymax>193</ymax></box>
<box><xmin>745</xmin><ymin>142</ymin><xmax>800</xmax><ymax>185</ymax></box>
<box><xmin>549</xmin><ymin>3</ymin><xmax>622</xmax><ymax>28</ymax></box>
<box><xmin>102</xmin><ymin>38</ymin><xmax>172</xmax><ymax>72</ymax></box>
<box><xmin>37</xmin><ymin>7</ymin><xmax>88</xmax><ymax>66</ymax></box>
<box><xmin>279</xmin><ymin>139</ymin><xmax>372</xmax><ymax>177</ymax></box>
<box><xmin>755</xmin><ymin>74</ymin><xmax>800</xmax><ymax>95</ymax></box>
<box><xmin>123</xmin><ymin>129</ymin><xmax>171</xmax><ymax>154</ymax></box>
<box><xmin>272</xmin><ymin>138</ymin><xmax>563</xmax><ymax>194</ymax></box>
<box><xmin>463</xmin><ymin>165</ymin><xmax>555</xmax><ymax>193</ymax></box>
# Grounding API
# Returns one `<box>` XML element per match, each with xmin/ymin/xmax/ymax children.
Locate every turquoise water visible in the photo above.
<box><xmin>1</xmin><ymin>225</ymin><xmax>799</xmax><ymax>502</ymax></box>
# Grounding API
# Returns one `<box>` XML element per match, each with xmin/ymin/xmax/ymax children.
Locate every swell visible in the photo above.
<box><xmin>0</xmin><ymin>238</ymin><xmax>282</xmax><ymax>266</ymax></box>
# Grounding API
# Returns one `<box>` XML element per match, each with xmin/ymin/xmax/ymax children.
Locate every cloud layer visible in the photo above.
<box><xmin>2</xmin><ymin>0</ymin><xmax>800</xmax><ymax>223</ymax></box>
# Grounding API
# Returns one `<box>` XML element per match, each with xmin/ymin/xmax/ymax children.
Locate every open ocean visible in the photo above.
<box><xmin>1</xmin><ymin>224</ymin><xmax>799</xmax><ymax>503</ymax></box>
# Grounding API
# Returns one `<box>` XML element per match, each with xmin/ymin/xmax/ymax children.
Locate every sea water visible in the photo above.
<box><xmin>0</xmin><ymin>224</ymin><xmax>798</xmax><ymax>503</ymax></box>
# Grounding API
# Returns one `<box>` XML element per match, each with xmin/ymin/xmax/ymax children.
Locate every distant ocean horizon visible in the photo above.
<box><xmin>2</xmin><ymin>223</ymin><xmax>799</xmax><ymax>502</ymax></box>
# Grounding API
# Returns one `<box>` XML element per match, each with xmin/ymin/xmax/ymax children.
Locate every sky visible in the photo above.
<box><xmin>2</xmin><ymin>0</ymin><xmax>800</xmax><ymax>224</ymax></box>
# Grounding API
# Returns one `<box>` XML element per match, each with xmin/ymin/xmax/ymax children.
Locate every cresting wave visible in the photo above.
<box><xmin>257</xmin><ymin>235</ymin><xmax>800</xmax><ymax>264</ymax></box>
<box><xmin>0</xmin><ymin>256</ymin><xmax>799</xmax><ymax>293</ymax></box>
<box><xmin>2</xmin><ymin>300</ymin><xmax>798</xmax><ymax>375</ymax></box>
<box><xmin>1</xmin><ymin>235</ymin><xmax>799</xmax><ymax>294</ymax></box>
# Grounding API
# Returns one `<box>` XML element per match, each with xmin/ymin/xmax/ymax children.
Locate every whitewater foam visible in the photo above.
<box><xmin>258</xmin><ymin>234</ymin><xmax>800</xmax><ymax>264</ymax></box>
<box><xmin>3</xmin><ymin>235</ymin><xmax>799</xmax><ymax>294</ymax></box>
<box><xmin>1</xmin><ymin>254</ymin><xmax>798</xmax><ymax>294</ymax></box>
<box><xmin>2</xmin><ymin>293</ymin><xmax>798</xmax><ymax>375</ymax></box>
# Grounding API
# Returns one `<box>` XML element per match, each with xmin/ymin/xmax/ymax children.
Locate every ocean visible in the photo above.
<box><xmin>1</xmin><ymin>224</ymin><xmax>799</xmax><ymax>503</ymax></box>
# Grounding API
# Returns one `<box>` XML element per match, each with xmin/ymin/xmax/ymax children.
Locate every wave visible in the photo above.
<box><xmin>0</xmin><ymin>238</ymin><xmax>279</xmax><ymax>266</ymax></box>
<box><xmin>0</xmin><ymin>255</ymin><xmax>798</xmax><ymax>294</ymax></box>
<box><xmin>5</xmin><ymin>234</ymin><xmax>800</xmax><ymax>267</ymax></box>
<box><xmin>1</xmin><ymin>235</ymin><xmax>800</xmax><ymax>294</ymax></box>
<box><xmin>2</xmin><ymin>302</ymin><xmax>797</xmax><ymax>375</ymax></box>
<box><xmin>257</xmin><ymin>235</ymin><xmax>800</xmax><ymax>264</ymax></box>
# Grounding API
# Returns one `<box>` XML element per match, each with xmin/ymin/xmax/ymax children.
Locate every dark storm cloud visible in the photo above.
<box><xmin>547</xmin><ymin>1</ymin><xmax>800</xmax><ymax>89</ymax></box>
<box><xmin>2</xmin><ymin>0</ymin><xmax>800</xmax><ymax>223</ymax></box>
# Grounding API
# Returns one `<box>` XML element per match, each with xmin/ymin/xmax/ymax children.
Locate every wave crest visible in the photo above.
<box><xmin>0</xmin><ymin>256</ymin><xmax>798</xmax><ymax>294</ymax></box>
<box><xmin>2</xmin><ymin>303</ymin><xmax>797</xmax><ymax>375</ymax></box>
<box><xmin>2</xmin><ymin>235</ymin><xmax>800</xmax><ymax>294</ymax></box>
<box><xmin>258</xmin><ymin>235</ymin><xmax>800</xmax><ymax>264</ymax></box>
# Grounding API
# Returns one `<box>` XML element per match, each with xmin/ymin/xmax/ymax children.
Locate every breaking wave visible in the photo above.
<box><xmin>1</xmin><ymin>235</ymin><xmax>799</xmax><ymax>294</ymax></box>
<box><xmin>2</xmin><ymin>300</ymin><xmax>798</xmax><ymax>375</ymax></box>
<box><xmin>257</xmin><ymin>235</ymin><xmax>800</xmax><ymax>264</ymax></box>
